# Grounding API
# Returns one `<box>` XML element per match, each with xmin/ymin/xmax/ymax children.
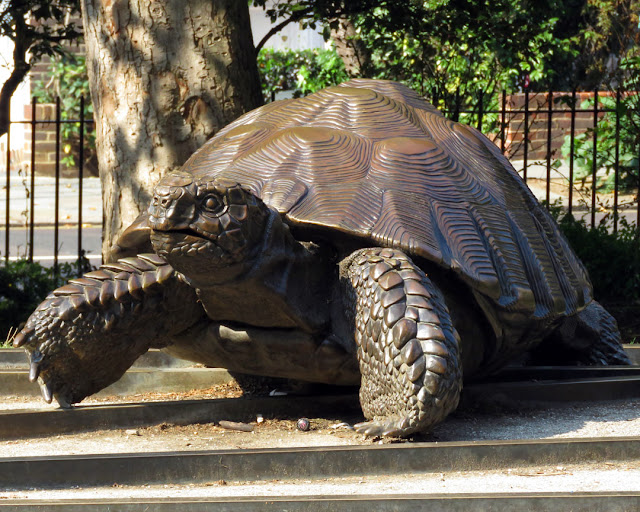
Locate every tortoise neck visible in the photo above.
<box><xmin>193</xmin><ymin>210</ymin><xmax>332</xmax><ymax>332</ymax></box>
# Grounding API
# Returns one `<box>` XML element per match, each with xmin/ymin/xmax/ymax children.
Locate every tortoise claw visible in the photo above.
<box><xmin>28</xmin><ymin>350</ymin><xmax>44</xmax><ymax>383</ymax></box>
<box><xmin>54</xmin><ymin>393</ymin><xmax>73</xmax><ymax>409</ymax></box>
<box><xmin>29</xmin><ymin>362</ymin><xmax>40</xmax><ymax>383</ymax></box>
<box><xmin>354</xmin><ymin>420</ymin><xmax>405</xmax><ymax>438</ymax></box>
<box><xmin>39</xmin><ymin>381</ymin><xmax>53</xmax><ymax>404</ymax></box>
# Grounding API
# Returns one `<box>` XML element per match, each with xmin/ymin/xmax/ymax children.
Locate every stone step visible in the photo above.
<box><xmin>1</xmin><ymin>436</ymin><xmax>639</xmax><ymax>489</ymax></box>
<box><xmin>0</xmin><ymin>493</ymin><xmax>638</xmax><ymax>511</ymax></box>
<box><xmin>3</xmin><ymin>345</ymin><xmax>637</xmax><ymax>369</ymax></box>
<box><xmin>0</xmin><ymin>348</ymin><xmax>194</xmax><ymax>370</ymax></box>
<box><xmin>0</xmin><ymin>367</ymin><xmax>233</xmax><ymax>398</ymax></box>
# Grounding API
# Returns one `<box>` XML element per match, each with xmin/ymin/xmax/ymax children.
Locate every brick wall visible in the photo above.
<box><xmin>24</xmin><ymin>31</ymin><xmax>90</xmax><ymax>178</ymax></box>
<box><xmin>502</xmin><ymin>91</ymin><xmax>616</xmax><ymax>162</ymax></box>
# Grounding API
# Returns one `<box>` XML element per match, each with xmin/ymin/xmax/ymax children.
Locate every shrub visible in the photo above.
<box><xmin>0</xmin><ymin>256</ymin><xmax>93</xmax><ymax>347</ymax></box>
<box><xmin>257</xmin><ymin>47</ymin><xmax>349</xmax><ymax>102</ymax></box>
<box><xmin>551</xmin><ymin>205</ymin><xmax>640</xmax><ymax>342</ymax></box>
<box><xmin>561</xmin><ymin>57</ymin><xmax>640</xmax><ymax>192</ymax></box>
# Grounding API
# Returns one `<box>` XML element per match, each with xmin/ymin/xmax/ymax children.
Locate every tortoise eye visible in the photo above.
<box><xmin>202</xmin><ymin>195</ymin><xmax>222</xmax><ymax>213</ymax></box>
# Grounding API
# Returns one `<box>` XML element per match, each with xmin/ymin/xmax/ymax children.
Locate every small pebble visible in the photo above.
<box><xmin>297</xmin><ymin>418</ymin><xmax>311</xmax><ymax>431</ymax></box>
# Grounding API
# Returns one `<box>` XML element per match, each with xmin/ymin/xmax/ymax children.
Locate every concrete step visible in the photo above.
<box><xmin>627</xmin><ymin>345</ymin><xmax>640</xmax><ymax>364</ymax></box>
<box><xmin>0</xmin><ymin>348</ymin><xmax>195</xmax><ymax>370</ymax></box>
<box><xmin>0</xmin><ymin>367</ymin><xmax>233</xmax><ymax>398</ymax></box>
<box><xmin>0</xmin><ymin>493</ymin><xmax>639</xmax><ymax>511</ymax></box>
<box><xmin>4</xmin><ymin>345</ymin><xmax>637</xmax><ymax>369</ymax></box>
<box><xmin>1</xmin><ymin>435</ymin><xmax>639</xmax><ymax>489</ymax></box>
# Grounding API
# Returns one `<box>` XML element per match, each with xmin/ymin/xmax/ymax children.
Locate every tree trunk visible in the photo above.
<box><xmin>330</xmin><ymin>17</ymin><xmax>371</xmax><ymax>77</ymax></box>
<box><xmin>81</xmin><ymin>0</ymin><xmax>263</xmax><ymax>261</ymax></box>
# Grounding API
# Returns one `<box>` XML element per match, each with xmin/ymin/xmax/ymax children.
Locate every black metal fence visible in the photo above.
<box><xmin>0</xmin><ymin>89</ymin><xmax>638</xmax><ymax>266</ymax></box>
<box><xmin>438</xmin><ymin>88</ymin><xmax>640</xmax><ymax>235</ymax></box>
<box><xmin>0</xmin><ymin>96</ymin><xmax>98</xmax><ymax>269</ymax></box>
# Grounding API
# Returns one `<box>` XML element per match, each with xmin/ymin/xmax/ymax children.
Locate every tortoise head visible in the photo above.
<box><xmin>149</xmin><ymin>171</ymin><xmax>271</xmax><ymax>285</ymax></box>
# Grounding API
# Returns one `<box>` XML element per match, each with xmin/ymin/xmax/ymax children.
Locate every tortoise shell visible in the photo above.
<box><xmin>180</xmin><ymin>79</ymin><xmax>592</xmax><ymax>320</ymax></box>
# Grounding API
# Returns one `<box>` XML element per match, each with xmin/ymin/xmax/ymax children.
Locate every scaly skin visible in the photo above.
<box><xmin>14</xmin><ymin>254</ymin><xmax>205</xmax><ymax>406</ymax></box>
<box><xmin>530</xmin><ymin>300</ymin><xmax>631</xmax><ymax>366</ymax></box>
<box><xmin>343</xmin><ymin>248</ymin><xmax>463</xmax><ymax>437</ymax></box>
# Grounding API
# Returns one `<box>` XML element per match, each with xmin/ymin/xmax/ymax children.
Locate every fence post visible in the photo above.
<box><xmin>78</xmin><ymin>95</ymin><xmax>85</xmax><ymax>267</ymax></box>
<box><xmin>4</xmin><ymin>107</ymin><xmax>10</xmax><ymax>262</ymax></box>
<box><xmin>54</xmin><ymin>97</ymin><xmax>61</xmax><ymax>276</ymax></box>
<box><xmin>613</xmin><ymin>89</ymin><xmax>621</xmax><ymax>234</ymax></box>
<box><xmin>477</xmin><ymin>90</ymin><xmax>484</xmax><ymax>131</ymax></box>
<box><xmin>453</xmin><ymin>88</ymin><xmax>460</xmax><ymax>122</ymax></box>
<box><xmin>500</xmin><ymin>90</ymin><xmax>506</xmax><ymax>154</ymax></box>
<box><xmin>546</xmin><ymin>89</ymin><xmax>553</xmax><ymax>208</ymax></box>
<box><xmin>568</xmin><ymin>89</ymin><xmax>576</xmax><ymax>217</ymax></box>
<box><xmin>523</xmin><ymin>88</ymin><xmax>529</xmax><ymax>182</ymax></box>
<box><xmin>29</xmin><ymin>97</ymin><xmax>37</xmax><ymax>262</ymax></box>
<box><xmin>591</xmin><ymin>89</ymin><xmax>598</xmax><ymax>228</ymax></box>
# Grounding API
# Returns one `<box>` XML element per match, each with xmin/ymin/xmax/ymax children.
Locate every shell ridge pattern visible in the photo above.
<box><xmin>504</xmin><ymin>210</ymin><xmax>556</xmax><ymax>318</ymax></box>
<box><xmin>177</xmin><ymin>78</ymin><xmax>590</xmax><ymax>319</ymax></box>
<box><xmin>371</xmin><ymin>190</ymin><xmax>442</xmax><ymax>263</ymax></box>
<box><xmin>369</xmin><ymin>136</ymin><xmax>494</xmax><ymax>205</ymax></box>
<box><xmin>431</xmin><ymin>202</ymin><xmax>501</xmax><ymax>299</ymax></box>
<box><xmin>529</xmin><ymin>208</ymin><xmax>583</xmax><ymax>315</ymax></box>
<box><xmin>466</xmin><ymin>205</ymin><xmax>528</xmax><ymax>308</ymax></box>
<box><xmin>520</xmin><ymin>211</ymin><xmax>569</xmax><ymax>315</ymax></box>
<box><xmin>339</xmin><ymin>79</ymin><xmax>443</xmax><ymax>117</ymax></box>
<box><xmin>309</xmin><ymin>86</ymin><xmax>426</xmax><ymax>141</ymax></box>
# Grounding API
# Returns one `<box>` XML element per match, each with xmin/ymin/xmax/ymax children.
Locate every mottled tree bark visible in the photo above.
<box><xmin>81</xmin><ymin>0</ymin><xmax>263</xmax><ymax>261</ymax></box>
<box><xmin>330</xmin><ymin>17</ymin><xmax>371</xmax><ymax>77</ymax></box>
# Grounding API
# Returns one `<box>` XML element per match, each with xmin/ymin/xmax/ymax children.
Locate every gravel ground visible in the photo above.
<box><xmin>2</xmin><ymin>387</ymin><xmax>640</xmax><ymax>498</ymax></box>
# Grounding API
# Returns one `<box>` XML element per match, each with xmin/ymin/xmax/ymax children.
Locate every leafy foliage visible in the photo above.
<box><xmin>253</xmin><ymin>1</ymin><xmax>579</xmax><ymax>116</ymax></box>
<box><xmin>257</xmin><ymin>47</ymin><xmax>349</xmax><ymax>102</ymax></box>
<box><xmin>556</xmin><ymin>210</ymin><xmax>640</xmax><ymax>342</ymax></box>
<box><xmin>32</xmin><ymin>54</ymin><xmax>97</xmax><ymax>173</ymax></box>
<box><xmin>253</xmin><ymin>0</ymin><xmax>639</xmax><ymax>129</ymax></box>
<box><xmin>560</xmin><ymin>57</ymin><xmax>639</xmax><ymax>192</ymax></box>
<box><xmin>0</xmin><ymin>0</ymin><xmax>82</xmax><ymax>137</ymax></box>
<box><xmin>548</xmin><ymin>204</ymin><xmax>640</xmax><ymax>304</ymax></box>
<box><xmin>0</xmin><ymin>256</ymin><xmax>93</xmax><ymax>347</ymax></box>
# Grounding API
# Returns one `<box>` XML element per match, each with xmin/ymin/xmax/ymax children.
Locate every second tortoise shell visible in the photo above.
<box><xmin>178</xmin><ymin>79</ymin><xmax>592</xmax><ymax>320</ymax></box>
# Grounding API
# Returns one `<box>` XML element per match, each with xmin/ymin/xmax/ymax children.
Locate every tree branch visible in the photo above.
<box><xmin>255</xmin><ymin>7</ymin><xmax>314</xmax><ymax>54</ymax></box>
<box><xmin>0</xmin><ymin>14</ymin><xmax>31</xmax><ymax>138</ymax></box>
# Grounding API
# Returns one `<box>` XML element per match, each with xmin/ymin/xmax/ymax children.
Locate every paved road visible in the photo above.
<box><xmin>0</xmin><ymin>174</ymin><xmax>102</xmax><ymax>227</ymax></box>
<box><xmin>0</xmin><ymin>226</ymin><xmax>102</xmax><ymax>265</ymax></box>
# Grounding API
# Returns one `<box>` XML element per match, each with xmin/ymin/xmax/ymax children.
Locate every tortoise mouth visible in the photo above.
<box><xmin>150</xmin><ymin>228</ymin><xmax>243</xmax><ymax>274</ymax></box>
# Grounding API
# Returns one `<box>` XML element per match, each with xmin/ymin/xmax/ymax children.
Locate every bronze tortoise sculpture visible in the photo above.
<box><xmin>15</xmin><ymin>79</ymin><xmax>629</xmax><ymax>437</ymax></box>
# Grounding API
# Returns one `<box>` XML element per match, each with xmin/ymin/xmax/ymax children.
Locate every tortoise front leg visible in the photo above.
<box><xmin>13</xmin><ymin>254</ymin><xmax>204</xmax><ymax>407</ymax></box>
<box><xmin>342</xmin><ymin>248</ymin><xmax>463</xmax><ymax>437</ymax></box>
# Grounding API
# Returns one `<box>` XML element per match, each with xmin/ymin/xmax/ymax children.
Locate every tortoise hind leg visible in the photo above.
<box><xmin>532</xmin><ymin>301</ymin><xmax>631</xmax><ymax>365</ymax></box>
<box><xmin>342</xmin><ymin>248</ymin><xmax>463</xmax><ymax>437</ymax></box>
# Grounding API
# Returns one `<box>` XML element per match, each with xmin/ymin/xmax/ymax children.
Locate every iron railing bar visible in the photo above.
<box><xmin>500</xmin><ymin>90</ymin><xmax>507</xmax><ymax>154</ymax></box>
<box><xmin>591</xmin><ymin>89</ymin><xmax>598</xmax><ymax>228</ymax></box>
<box><xmin>477</xmin><ymin>90</ymin><xmax>484</xmax><ymax>131</ymax></box>
<box><xmin>29</xmin><ymin>97</ymin><xmax>36</xmax><ymax>262</ymax></box>
<box><xmin>54</xmin><ymin>97</ymin><xmax>61</xmax><ymax>276</ymax></box>
<box><xmin>448</xmin><ymin>106</ymin><xmax>616</xmax><ymax>116</ymax></box>
<box><xmin>4</xmin><ymin>108</ymin><xmax>10</xmax><ymax>262</ymax></box>
<box><xmin>453</xmin><ymin>88</ymin><xmax>460</xmax><ymax>122</ymax></box>
<box><xmin>523</xmin><ymin>89</ymin><xmax>529</xmax><ymax>182</ymax></box>
<box><xmin>568</xmin><ymin>89</ymin><xmax>577</xmax><ymax>217</ymax></box>
<box><xmin>613</xmin><ymin>89</ymin><xmax>621</xmax><ymax>233</ymax></box>
<box><xmin>546</xmin><ymin>90</ymin><xmax>553</xmax><ymax>207</ymax></box>
<box><xmin>78</xmin><ymin>96</ymin><xmax>85</xmax><ymax>267</ymax></box>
